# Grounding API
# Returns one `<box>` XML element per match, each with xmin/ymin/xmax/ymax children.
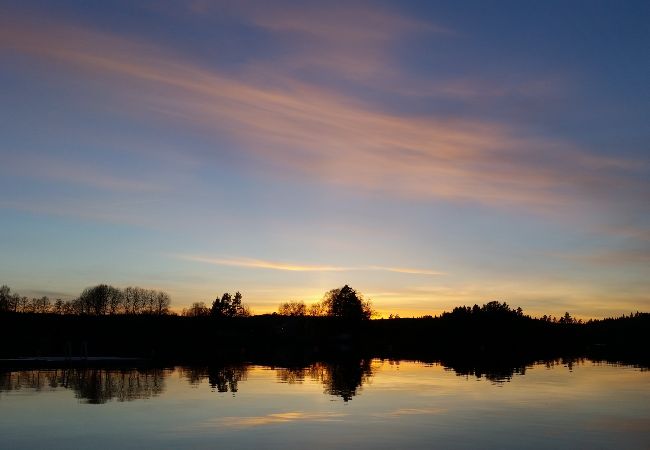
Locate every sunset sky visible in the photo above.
<box><xmin>1</xmin><ymin>1</ymin><xmax>648</xmax><ymax>318</ymax></box>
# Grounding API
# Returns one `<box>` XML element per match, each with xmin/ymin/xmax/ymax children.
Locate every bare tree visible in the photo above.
<box><xmin>78</xmin><ymin>285</ymin><xmax>113</xmax><ymax>315</ymax></box>
<box><xmin>0</xmin><ymin>285</ymin><xmax>19</xmax><ymax>312</ymax></box>
<box><xmin>124</xmin><ymin>286</ymin><xmax>147</xmax><ymax>314</ymax></box>
<box><xmin>30</xmin><ymin>296</ymin><xmax>51</xmax><ymax>313</ymax></box>
<box><xmin>0</xmin><ymin>285</ymin><xmax>10</xmax><ymax>312</ymax></box>
<box><xmin>183</xmin><ymin>302</ymin><xmax>210</xmax><ymax>317</ymax></box>
<box><xmin>278</xmin><ymin>300</ymin><xmax>307</xmax><ymax>316</ymax></box>
<box><xmin>107</xmin><ymin>287</ymin><xmax>124</xmax><ymax>315</ymax></box>
<box><xmin>53</xmin><ymin>299</ymin><xmax>65</xmax><ymax>314</ymax></box>
<box><xmin>17</xmin><ymin>296</ymin><xmax>30</xmax><ymax>313</ymax></box>
<box><xmin>308</xmin><ymin>301</ymin><xmax>326</xmax><ymax>317</ymax></box>
<box><xmin>154</xmin><ymin>291</ymin><xmax>171</xmax><ymax>315</ymax></box>
<box><xmin>63</xmin><ymin>300</ymin><xmax>76</xmax><ymax>315</ymax></box>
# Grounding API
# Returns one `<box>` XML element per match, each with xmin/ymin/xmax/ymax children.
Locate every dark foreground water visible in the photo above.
<box><xmin>1</xmin><ymin>359</ymin><xmax>648</xmax><ymax>449</ymax></box>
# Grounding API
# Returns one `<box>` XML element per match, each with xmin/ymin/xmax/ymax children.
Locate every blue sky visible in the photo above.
<box><xmin>1</xmin><ymin>0</ymin><xmax>648</xmax><ymax>317</ymax></box>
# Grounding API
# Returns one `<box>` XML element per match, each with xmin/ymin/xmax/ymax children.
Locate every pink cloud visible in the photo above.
<box><xmin>0</xmin><ymin>15</ymin><xmax>645</xmax><ymax>215</ymax></box>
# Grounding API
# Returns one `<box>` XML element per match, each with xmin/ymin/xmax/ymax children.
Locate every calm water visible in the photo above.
<box><xmin>1</xmin><ymin>359</ymin><xmax>648</xmax><ymax>449</ymax></box>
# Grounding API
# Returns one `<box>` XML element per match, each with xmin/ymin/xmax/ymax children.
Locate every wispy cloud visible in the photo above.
<box><xmin>2</xmin><ymin>15</ymin><xmax>644</xmax><ymax>215</ymax></box>
<box><xmin>0</xmin><ymin>197</ymin><xmax>167</xmax><ymax>229</ymax></box>
<box><xmin>237</xmin><ymin>2</ymin><xmax>450</xmax><ymax>39</ymax></box>
<box><xmin>236</xmin><ymin>2</ymin><xmax>450</xmax><ymax>80</ymax></box>
<box><xmin>368</xmin><ymin>266</ymin><xmax>445</xmax><ymax>276</ymax></box>
<box><xmin>182</xmin><ymin>1</ymin><xmax>451</xmax><ymax>80</ymax></box>
<box><xmin>177</xmin><ymin>254</ymin><xmax>444</xmax><ymax>276</ymax></box>
<box><xmin>179</xmin><ymin>255</ymin><xmax>349</xmax><ymax>272</ymax></box>
<box><xmin>1</xmin><ymin>153</ymin><xmax>166</xmax><ymax>193</ymax></box>
<box><xmin>555</xmin><ymin>248</ymin><xmax>650</xmax><ymax>266</ymax></box>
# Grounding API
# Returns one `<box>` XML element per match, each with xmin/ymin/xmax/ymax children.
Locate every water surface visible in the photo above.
<box><xmin>1</xmin><ymin>359</ymin><xmax>648</xmax><ymax>449</ymax></box>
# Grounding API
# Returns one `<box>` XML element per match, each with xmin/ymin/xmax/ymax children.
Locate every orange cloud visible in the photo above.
<box><xmin>179</xmin><ymin>255</ymin><xmax>349</xmax><ymax>272</ymax></box>
<box><xmin>177</xmin><ymin>254</ymin><xmax>444</xmax><ymax>276</ymax></box>
<box><xmin>368</xmin><ymin>266</ymin><xmax>445</xmax><ymax>276</ymax></box>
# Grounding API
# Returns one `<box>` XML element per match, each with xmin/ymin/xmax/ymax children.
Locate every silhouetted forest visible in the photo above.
<box><xmin>1</xmin><ymin>284</ymin><xmax>648</xmax><ymax>367</ymax></box>
<box><xmin>0</xmin><ymin>284</ymin><xmax>171</xmax><ymax>315</ymax></box>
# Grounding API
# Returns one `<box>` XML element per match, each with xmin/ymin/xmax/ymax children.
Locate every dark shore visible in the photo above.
<box><xmin>1</xmin><ymin>312</ymin><xmax>648</xmax><ymax>369</ymax></box>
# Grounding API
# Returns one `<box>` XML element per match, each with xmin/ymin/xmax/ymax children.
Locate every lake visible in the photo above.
<box><xmin>1</xmin><ymin>358</ymin><xmax>648</xmax><ymax>449</ymax></box>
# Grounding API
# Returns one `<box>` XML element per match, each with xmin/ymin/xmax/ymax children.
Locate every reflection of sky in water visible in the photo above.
<box><xmin>0</xmin><ymin>360</ymin><xmax>648</xmax><ymax>449</ymax></box>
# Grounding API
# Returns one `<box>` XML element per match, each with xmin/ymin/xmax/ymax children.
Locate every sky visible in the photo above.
<box><xmin>1</xmin><ymin>0</ymin><xmax>649</xmax><ymax>318</ymax></box>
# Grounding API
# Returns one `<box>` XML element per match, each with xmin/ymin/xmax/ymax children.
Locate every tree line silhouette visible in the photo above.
<box><xmin>0</xmin><ymin>283</ymin><xmax>376</xmax><ymax>321</ymax></box>
<box><xmin>278</xmin><ymin>285</ymin><xmax>374</xmax><ymax>320</ymax></box>
<box><xmin>182</xmin><ymin>291</ymin><xmax>252</xmax><ymax>318</ymax></box>
<box><xmin>1</xmin><ymin>283</ymin><xmax>648</xmax><ymax>366</ymax></box>
<box><xmin>0</xmin><ymin>284</ymin><xmax>171</xmax><ymax>316</ymax></box>
<box><xmin>2</xmin><ymin>283</ymin><xmax>643</xmax><ymax>325</ymax></box>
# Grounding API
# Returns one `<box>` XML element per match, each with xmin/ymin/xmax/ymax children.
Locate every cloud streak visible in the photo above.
<box><xmin>228</xmin><ymin>1</ymin><xmax>451</xmax><ymax>80</ymax></box>
<box><xmin>177</xmin><ymin>254</ymin><xmax>444</xmax><ymax>276</ymax></box>
<box><xmin>555</xmin><ymin>248</ymin><xmax>650</xmax><ymax>266</ymax></box>
<box><xmin>180</xmin><ymin>255</ymin><xmax>349</xmax><ymax>272</ymax></box>
<box><xmin>1</xmin><ymin>14</ymin><xmax>645</xmax><ymax>216</ymax></box>
<box><xmin>1</xmin><ymin>153</ymin><xmax>166</xmax><ymax>193</ymax></box>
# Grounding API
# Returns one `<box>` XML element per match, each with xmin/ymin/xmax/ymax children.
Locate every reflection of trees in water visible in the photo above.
<box><xmin>0</xmin><ymin>368</ymin><xmax>168</xmax><ymax>404</ymax></box>
<box><xmin>542</xmin><ymin>357</ymin><xmax>588</xmax><ymax>372</ymax></box>
<box><xmin>178</xmin><ymin>365</ymin><xmax>248</xmax><ymax>393</ymax></box>
<box><xmin>442</xmin><ymin>356</ymin><xmax>592</xmax><ymax>383</ymax></box>
<box><xmin>445</xmin><ymin>364</ymin><xmax>528</xmax><ymax>382</ymax></box>
<box><xmin>3</xmin><ymin>357</ymin><xmax>630</xmax><ymax>404</ymax></box>
<box><xmin>276</xmin><ymin>360</ymin><xmax>374</xmax><ymax>402</ymax></box>
<box><xmin>276</xmin><ymin>367</ymin><xmax>307</xmax><ymax>384</ymax></box>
